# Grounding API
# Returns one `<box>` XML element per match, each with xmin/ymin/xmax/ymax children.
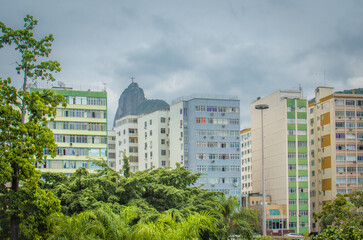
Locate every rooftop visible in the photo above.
<box><xmin>335</xmin><ymin>88</ymin><xmax>363</xmax><ymax>95</ymax></box>
<box><xmin>171</xmin><ymin>94</ymin><xmax>239</xmax><ymax>105</ymax></box>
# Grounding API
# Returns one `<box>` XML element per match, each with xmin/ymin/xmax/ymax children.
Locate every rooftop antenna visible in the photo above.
<box><xmin>131</xmin><ymin>77</ymin><xmax>135</xmax><ymax>83</ymax></box>
<box><xmin>103</xmin><ymin>83</ymin><xmax>107</xmax><ymax>91</ymax></box>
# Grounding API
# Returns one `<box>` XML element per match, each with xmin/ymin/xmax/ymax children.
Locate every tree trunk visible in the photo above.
<box><xmin>11</xmin><ymin>66</ymin><xmax>27</xmax><ymax>240</ymax></box>
<box><xmin>10</xmin><ymin>163</ymin><xmax>19</xmax><ymax>240</ymax></box>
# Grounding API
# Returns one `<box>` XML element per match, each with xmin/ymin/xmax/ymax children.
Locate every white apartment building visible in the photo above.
<box><xmin>138</xmin><ymin>110</ymin><xmax>170</xmax><ymax>170</ymax></box>
<box><xmin>108</xmin><ymin>130</ymin><xmax>116</xmax><ymax>169</ymax></box>
<box><xmin>241</xmin><ymin>128</ymin><xmax>253</xmax><ymax>199</ymax></box>
<box><xmin>115</xmin><ymin>115</ymin><xmax>139</xmax><ymax>173</ymax></box>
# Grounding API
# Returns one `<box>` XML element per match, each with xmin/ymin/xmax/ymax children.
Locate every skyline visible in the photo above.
<box><xmin>1</xmin><ymin>0</ymin><xmax>363</xmax><ymax>129</ymax></box>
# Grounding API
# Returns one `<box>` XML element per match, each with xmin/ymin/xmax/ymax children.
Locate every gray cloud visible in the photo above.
<box><xmin>1</xmin><ymin>0</ymin><xmax>363</xmax><ymax>128</ymax></box>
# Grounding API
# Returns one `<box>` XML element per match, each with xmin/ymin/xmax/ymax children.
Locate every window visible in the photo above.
<box><xmin>160</xmin><ymin>128</ymin><xmax>166</xmax><ymax>134</ymax></box>
<box><xmin>289</xmin><ymin>210</ymin><xmax>297</xmax><ymax>216</ymax></box>
<box><xmin>161</xmin><ymin>139</ymin><xmax>166</xmax><ymax>145</ymax></box>
<box><xmin>298</xmin><ymin>176</ymin><xmax>308</xmax><ymax>181</ymax></box>
<box><xmin>346</xmin><ymin>111</ymin><xmax>355</xmax><ymax>117</ymax></box>
<box><xmin>336</xmin><ymin>167</ymin><xmax>346</xmax><ymax>173</ymax></box>
<box><xmin>336</xmin><ymin>133</ymin><xmax>345</xmax><ymax>139</ymax></box>
<box><xmin>346</xmin><ymin>133</ymin><xmax>356</xmax><ymax>139</ymax></box>
<box><xmin>298</xmin><ymin>141</ymin><xmax>307</xmax><ymax>147</ymax></box>
<box><xmin>336</xmin><ymin>111</ymin><xmax>345</xmax><ymax>117</ymax></box>
<box><xmin>288</xmin><ymin>164</ymin><xmax>296</xmax><ymax>170</ymax></box>
<box><xmin>269</xmin><ymin>209</ymin><xmax>280</xmax><ymax>216</ymax></box>
<box><xmin>298</xmin><ymin>130</ymin><xmax>307</xmax><ymax>135</ymax></box>
<box><xmin>336</xmin><ymin>122</ymin><xmax>345</xmax><ymax>128</ymax></box>
<box><xmin>196</xmin><ymin>117</ymin><xmax>206</xmax><ymax>123</ymax></box>
<box><xmin>289</xmin><ymin>188</ymin><xmax>296</xmax><ymax>193</ymax></box>
<box><xmin>288</xmin><ymin>153</ymin><xmax>296</xmax><ymax>159</ymax></box>
<box><xmin>299</xmin><ymin>210</ymin><xmax>308</xmax><ymax>216</ymax></box>
<box><xmin>288</xmin><ymin>177</ymin><xmax>296</xmax><ymax>182</ymax></box>
<box><xmin>335</xmin><ymin>99</ymin><xmax>345</xmax><ymax>105</ymax></box>
<box><xmin>289</xmin><ymin>199</ymin><xmax>297</xmax><ymax>205</ymax></box>
<box><xmin>298</xmin><ymin>153</ymin><xmax>307</xmax><ymax>159</ymax></box>
<box><xmin>346</xmin><ymin>100</ymin><xmax>355</xmax><ymax>105</ymax></box>
<box><xmin>298</xmin><ymin>164</ymin><xmax>308</xmax><ymax>170</ymax></box>
<box><xmin>161</xmin><ymin>150</ymin><xmax>166</xmax><ymax>156</ymax></box>
<box><xmin>346</xmin><ymin>122</ymin><xmax>355</xmax><ymax>128</ymax></box>
<box><xmin>288</xmin><ymin>130</ymin><xmax>296</xmax><ymax>135</ymax></box>
<box><xmin>207</xmin><ymin>106</ymin><xmax>217</xmax><ymax>112</ymax></box>
<box><xmin>161</xmin><ymin>117</ymin><xmax>166</xmax><ymax>123</ymax></box>
<box><xmin>289</xmin><ymin>222</ymin><xmax>297</xmax><ymax>228</ymax></box>
<box><xmin>288</xmin><ymin>141</ymin><xmax>296</xmax><ymax>147</ymax></box>
<box><xmin>287</xmin><ymin>118</ymin><xmax>295</xmax><ymax>124</ymax></box>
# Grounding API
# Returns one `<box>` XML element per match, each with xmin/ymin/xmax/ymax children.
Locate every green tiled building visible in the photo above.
<box><xmin>31</xmin><ymin>87</ymin><xmax>108</xmax><ymax>175</ymax></box>
<box><xmin>251</xmin><ymin>90</ymin><xmax>309</xmax><ymax>235</ymax></box>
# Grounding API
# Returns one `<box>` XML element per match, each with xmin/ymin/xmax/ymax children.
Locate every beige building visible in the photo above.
<box><xmin>251</xmin><ymin>90</ymin><xmax>309</xmax><ymax>234</ymax></box>
<box><xmin>308</xmin><ymin>87</ymin><xmax>363</xmax><ymax>232</ymax></box>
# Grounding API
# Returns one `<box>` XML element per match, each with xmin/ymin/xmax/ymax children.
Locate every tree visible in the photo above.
<box><xmin>313</xmin><ymin>191</ymin><xmax>363</xmax><ymax>240</ymax></box>
<box><xmin>122</xmin><ymin>151</ymin><xmax>131</xmax><ymax>178</ymax></box>
<box><xmin>0</xmin><ymin>15</ymin><xmax>63</xmax><ymax>239</ymax></box>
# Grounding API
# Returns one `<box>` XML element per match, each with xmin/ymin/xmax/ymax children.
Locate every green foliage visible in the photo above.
<box><xmin>0</xmin><ymin>15</ymin><xmax>64</xmax><ymax>239</ymax></box>
<box><xmin>313</xmin><ymin>219</ymin><xmax>362</xmax><ymax>240</ymax></box>
<box><xmin>40</xmin><ymin>163</ymin><xmax>258</xmax><ymax>239</ymax></box>
<box><xmin>122</xmin><ymin>151</ymin><xmax>131</xmax><ymax>178</ymax></box>
<box><xmin>0</xmin><ymin>15</ymin><xmax>61</xmax><ymax>82</ymax></box>
<box><xmin>313</xmin><ymin>191</ymin><xmax>363</xmax><ymax>239</ymax></box>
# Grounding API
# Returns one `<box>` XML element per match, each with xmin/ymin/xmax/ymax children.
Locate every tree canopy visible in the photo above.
<box><xmin>0</xmin><ymin>15</ymin><xmax>64</xmax><ymax>240</ymax></box>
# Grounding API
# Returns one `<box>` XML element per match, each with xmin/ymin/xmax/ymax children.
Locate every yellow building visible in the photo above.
<box><xmin>32</xmin><ymin>87</ymin><xmax>108</xmax><ymax>175</ymax></box>
<box><xmin>308</xmin><ymin>87</ymin><xmax>363</xmax><ymax>232</ymax></box>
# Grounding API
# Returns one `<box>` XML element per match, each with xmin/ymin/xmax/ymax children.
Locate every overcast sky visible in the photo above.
<box><xmin>1</xmin><ymin>0</ymin><xmax>363</xmax><ymax>129</ymax></box>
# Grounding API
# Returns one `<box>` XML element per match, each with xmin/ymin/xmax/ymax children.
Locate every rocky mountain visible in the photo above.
<box><xmin>113</xmin><ymin>82</ymin><xmax>169</xmax><ymax>127</ymax></box>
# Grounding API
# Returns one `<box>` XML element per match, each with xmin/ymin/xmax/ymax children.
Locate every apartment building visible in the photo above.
<box><xmin>241</xmin><ymin>128</ymin><xmax>253</xmax><ymax>206</ymax></box>
<box><xmin>138</xmin><ymin>110</ymin><xmax>170</xmax><ymax>170</ymax></box>
<box><xmin>114</xmin><ymin>115</ymin><xmax>139</xmax><ymax>173</ymax></box>
<box><xmin>251</xmin><ymin>90</ymin><xmax>309</xmax><ymax>234</ymax></box>
<box><xmin>170</xmin><ymin>96</ymin><xmax>242</xmax><ymax>201</ymax></box>
<box><xmin>33</xmin><ymin>87</ymin><xmax>108</xmax><ymax>174</ymax></box>
<box><xmin>308</xmin><ymin>87</ymin><xmax>363</xmax><ymax>232</ymax></box>
<box><xmin>108</xmin><ymin>130</ymin><xmax>116</xmax><ymax>169</ymax></box>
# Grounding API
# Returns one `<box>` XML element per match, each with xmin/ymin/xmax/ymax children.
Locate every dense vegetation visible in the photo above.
<box><xmin>313</xmin><ymin>190</ymin><xmax>362</xmax><ymax>240</ymax></box>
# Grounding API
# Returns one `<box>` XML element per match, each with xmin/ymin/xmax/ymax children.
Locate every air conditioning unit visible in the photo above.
<box><xmin>211</xmin><ymin>136</ymin><xmax>214</xmax><ymax>139</ymax></box>
<box><xmin>336</xmin><ymin>184</ymin><xmax>339</xmax><ymax>187</ymax></box>
<box><xmin>222</xmin><ymin>137</ymin><xmax>225</xmax><ymax>139</ymax></box>
<box><xmin>211</xmin><ymin>184</ymin><xmax>215</xmax><ymax>187</ymax></box>
<box><xmin>222</xmin><ymin>113</ymin><xmax>225</xmax><ymax>116</ymax></box>
<box><xmin>222</xmin><ymin>125</ymin><xmax>225</xmax><ymax>128</ymax></box>
<box><xmin>233</xmin><ymin>183</ymin><xmax>238</xmax><ymax>187</ymax></box>
<box><xmin>203</xmin><ymin>136</ymin><xmax>206</xmax><ymax>139</ymax></box>
<box><xmin>211</xmin><ymin>160</ymin><xmax>215</xmax><ymax>163</ymax></box>
<box><xmin>210</xmin><ymin>112</ymin><xmax>214</xmax><ymax>116</ymax></box>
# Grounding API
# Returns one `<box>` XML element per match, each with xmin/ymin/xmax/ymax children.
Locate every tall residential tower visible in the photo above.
<box><xmin>251</xmin><ymin>90</ymin><xmax>309</xmax><ymax>234</ymax></box>
<box><xmin>308</xmin><ymin>87</ymin><xmax>363</xmax><ymax>232</ymax></box>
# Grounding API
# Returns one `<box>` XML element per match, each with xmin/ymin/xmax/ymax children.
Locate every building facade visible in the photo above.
<box><xmin>108</xmin><ymin>130</ymin><xmax>116</xmax><ymax>169</ymax></box>
<box><xmin>138</xmin><ymin>110</ymin><xmax>170</xmax><ymax>170</ymax></box>
<box><xmin>170</xmin><ymin>96</ymin><xmax>242</xmax><ymax>201</ymax></box>
<box><xmin>251</xmin><ymin>90</ymin><xmax>309</xmax><ymax>234</ymax></box>
<box><xmin>241</xmin><ymin>128</ymin><xmax>253</xmax><ymax>207</ymax></box>
<box><xmin>33</xmin><ymin>87</ymin><xmax>108</xmax><ymax>174</ymax></box>
<box><xmin>308</xmin><ymin>87</ymin><xmax>363</xmax><ymax>232</ymax></box>
<box><xmin>114</xmin><ymin>115</ymin><xmax>139</xmax><ymax>173</ymax></box>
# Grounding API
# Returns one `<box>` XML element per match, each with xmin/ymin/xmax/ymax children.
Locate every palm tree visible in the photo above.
<box><xmin>217</xmin><ymin>196</ymin><xmax>257</xmax><ymax>240</ymax></box>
